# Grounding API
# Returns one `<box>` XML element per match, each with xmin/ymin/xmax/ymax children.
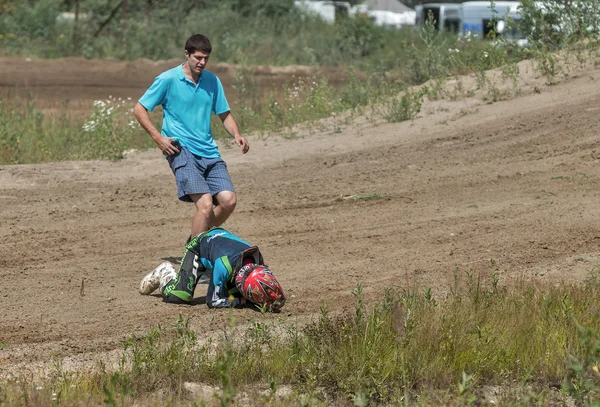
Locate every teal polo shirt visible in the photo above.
<box><xmin>138</xmin><ymin>64</ymin><xmax>230</xmax><ymax>158</ymax></box>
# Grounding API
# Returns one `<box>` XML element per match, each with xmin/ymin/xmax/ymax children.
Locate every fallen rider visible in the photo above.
<box><xmin>139</xmin><ymin>227</ymin><xmax>285</xmax><ymax>311</ymax></box>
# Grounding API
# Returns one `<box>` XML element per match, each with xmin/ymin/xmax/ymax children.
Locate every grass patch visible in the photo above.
<box><xmin>4</xmin><ymin>269</ymin><xmax>600</xmax><ymax>405</ymax></box>
<box><xmin>0</xmin><ymin>96</ymin><xmax>155</xmax><ymax>164</ymax></box>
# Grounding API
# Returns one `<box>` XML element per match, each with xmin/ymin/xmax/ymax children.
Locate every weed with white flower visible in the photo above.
<box><xmin>82</xmin><ymin>96</ymin><xmax>136</xmax><ymax>135</ymax></box>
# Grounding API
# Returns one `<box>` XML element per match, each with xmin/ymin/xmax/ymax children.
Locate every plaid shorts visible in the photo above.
<box><xmin>167</xmin><ymin>147</ymin><xmax>235</xmax><ymax>203</ymax></box>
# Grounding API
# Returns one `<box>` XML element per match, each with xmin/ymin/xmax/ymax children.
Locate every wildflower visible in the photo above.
<box><xmin>83</xmin><ymin>119</ymin><xmax>97</xmax><ymax>132</ymax></box>
<box><xmin>483</xmin><ymin>51</ymin><xmax>489</xmax><ymax>58</ymax></box>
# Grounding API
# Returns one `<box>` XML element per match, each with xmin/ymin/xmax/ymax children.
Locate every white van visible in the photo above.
<box><xmin>418</xmin><ymin>3</ymin><xmax>461</xmax><ymax>33</ymax></box>
<box><xmin>460</xmin><ymin>1</ymin><xmax>524</xmax><ymax>42</ymax></box>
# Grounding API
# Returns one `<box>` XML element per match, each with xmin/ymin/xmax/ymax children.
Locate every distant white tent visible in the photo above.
<box><xmin>294</xmin><ymin>1</ymin><xmax>352</xmax><ymax>23</ymax></box>
<box><xmin>364</xmin><ymin>0</ymin><xmax>413</xmax><ymax>13</ymax></box>
<box><xmin>354</xmin><ymin>0</ymin><xmax>416</xmax><ymax>28</ymax></box>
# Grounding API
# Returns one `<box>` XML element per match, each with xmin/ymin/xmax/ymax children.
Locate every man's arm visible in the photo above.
<box><xmin>219</xmin><ymin>111</ymin><xmax>249</xmax><ymax>154</ymax></box>
<box><xmin>133</xmin><ymin>102</ymin><xmax>180</xmax><ymax>156</ymax></box>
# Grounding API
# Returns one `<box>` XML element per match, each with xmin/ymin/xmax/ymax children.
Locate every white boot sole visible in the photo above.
<box><xmin>139</xmin><ymin>262</ymin><xmax>175</xmax><ymax>295</ymax></box>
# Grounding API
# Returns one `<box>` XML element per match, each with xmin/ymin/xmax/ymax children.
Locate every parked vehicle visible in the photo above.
<box><xmin>459</xmin><ymin>1</ymin><xmax>525</xmax><ymax>43</ymax></box>
<box><xmin>417</xmin><ymin>3</ymin><xmax>461</xmax><ymax>33</ymax></box>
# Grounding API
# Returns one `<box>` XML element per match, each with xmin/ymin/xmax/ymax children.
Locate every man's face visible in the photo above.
<box><xmin>185</xmin><ymin>50</ymin><xmax>210</xmax><ymax>74</ymax></box>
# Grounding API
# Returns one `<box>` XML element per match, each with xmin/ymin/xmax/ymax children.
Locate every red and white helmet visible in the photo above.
<box><xmin>235</xmin><ymin>263</ymin><xmax>285</xmax><ymax>311</ymax></box>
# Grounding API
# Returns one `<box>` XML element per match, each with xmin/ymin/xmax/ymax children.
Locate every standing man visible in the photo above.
<box><xmin>133</xmin><ymin>34</ymin><xmax>249</xmax><ymax>239</ymax></box>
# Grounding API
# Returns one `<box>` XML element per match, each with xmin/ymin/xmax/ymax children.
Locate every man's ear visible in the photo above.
<box><xmin>184</xmin><ymin>50</ymin><xmax>189</xmax><ymax>59</ymax></box>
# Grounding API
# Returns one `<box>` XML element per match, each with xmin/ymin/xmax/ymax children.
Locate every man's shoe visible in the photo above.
<box><xmin>139</xmin><ymin>262</ymin><xmax>176</xmax><ymax>295</ymax></box>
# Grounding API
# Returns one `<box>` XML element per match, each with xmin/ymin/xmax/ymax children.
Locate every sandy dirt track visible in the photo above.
<box><xmin>1</xmin><ymin>57</ymin><xmax>600</xmax><ymax>377</ymax></box>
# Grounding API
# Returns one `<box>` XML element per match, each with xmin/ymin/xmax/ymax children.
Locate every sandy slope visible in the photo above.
<box><xmin>1</xmin><ymin>56</ymin><xmax>600</xmax><ymax>377</ymax></box>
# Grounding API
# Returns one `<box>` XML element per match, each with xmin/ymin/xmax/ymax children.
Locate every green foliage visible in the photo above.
<box><xmin>0</xmin><ymin>0</ymin><xmax>461</xmax><ymax>72</ymax></box>
<box><xmin>0</xmin><ymin>96</ymin><xmax>154</xmax><ymax>164</ymax></box>
<box><xmin>0</xmin><ymin>0</ymin><xmax>60</xmax><ymax>40</ymax></box>
<box><xmin>383</xmin><ymin>87</ymin><xmax>428</xmax><ymax>122</ymax></box>
<box><xmin>562</xmin><ymin>324</ymin><xmax>600</xmax><ymax>405</ymax></box>
<box><xmin>334</xmin><ymin>14</ymin><xmax>383</xmax><ymax>59</ymax></box>
<box><xmin>411</xmin><ymin>13</ymin><xmax>452</xmax><ymax>83</ymax></box>
<box><xmin>124</xmin><ymin>314</ymin><xmax>206</xmax><ymax>392</ymax></box>
<box><xmin>229</xmin><ymin>0</ymin><xmax>296</xmax><ymax>18</ymax></box>
<box><xmin>520</xmin><ymin>0</ymin><xmax>600</xmax><ymax>50</ymax></box>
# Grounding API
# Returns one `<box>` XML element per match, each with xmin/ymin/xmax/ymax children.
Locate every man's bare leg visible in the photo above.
<box><xmin>213</xmin><ymin>191</ymin><xmax>237</xmax><ymax>227</ymax></box>
<box><xmin>190</xmin><ymin>192</ymin><xmax>216</xmax><ymax>237</ymax></box>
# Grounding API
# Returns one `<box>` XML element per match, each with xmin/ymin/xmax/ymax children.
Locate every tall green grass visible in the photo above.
<box><xmin>0</xmin><ymin>0</ymin><xmax>488</xmax><ymax>74</ymax></box>
<box><xmin>0</xmin><ymin>96</ymin><xmax>155</xmax><ymax>163</ymax></box>
<box><xmin>3</xmin><ymin>270</ymin><xmax>600</xmax><ymax>406</ymax></box>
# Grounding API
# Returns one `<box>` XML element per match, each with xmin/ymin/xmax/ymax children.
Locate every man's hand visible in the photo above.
<box><xmin>219</xmin><ymin>111</ymin><xmax>248</xmax><ymax>154</ymax></box>
<box><xmin>157</xmin><ymin>136</ymin><xmax>180</xmax><ymax>156</ymax></box>
<box><xmin>133</xmin><ymin>102</ymin><xmax>178</xmax><ymax>155</ymax></box>
<box><xmin>234</xmin><ymin>136</ymin><xmax>249</xmax><ymax>154</ymax></box>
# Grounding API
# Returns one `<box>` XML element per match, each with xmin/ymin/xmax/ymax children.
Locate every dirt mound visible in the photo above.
<box><xmin>0</xmin><ymin>57</ymin><xmax>349</xmax><ymax>113</ymax></box>
<box><xmin>1</xmin><ymin>56</ymin><xmax>600</xmax><ymax>377</ymax></box>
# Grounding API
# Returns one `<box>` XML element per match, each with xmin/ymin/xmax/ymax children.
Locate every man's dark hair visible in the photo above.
<box><xmin>185</xmin><ymin>34</ymin><xmax>212</xmax><ymax>54</ymax></box>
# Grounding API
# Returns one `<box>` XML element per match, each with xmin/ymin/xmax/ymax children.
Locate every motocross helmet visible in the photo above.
<box><xmin>234</xmin><ymin>263</ymin><xmax>285</xmax><ymax>311</ymax></box>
